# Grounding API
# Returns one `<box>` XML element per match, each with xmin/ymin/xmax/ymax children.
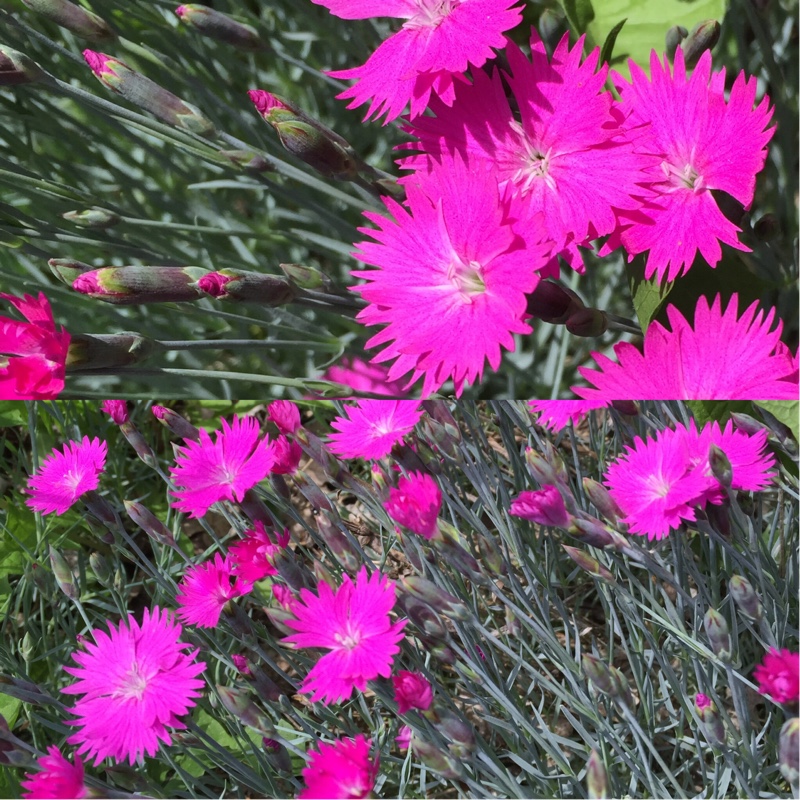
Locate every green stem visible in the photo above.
<box><xmin>67</xmin><ymin>366</ymin><xmax>317</xmax><ymax>388</ymax></box>
<box><xmin>157</xmin><ymin>338</ymin><xmax>341</xmax><ymax>352</ymax></box>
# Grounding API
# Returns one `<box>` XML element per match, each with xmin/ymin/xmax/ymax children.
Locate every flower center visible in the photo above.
<box><xmin>507</xmin><ymin>121</ymin><xmax>557</xmax><ymax>194</ymax></box>
<box><xmin>117</xmin><ymin>661</ymin><xmax>149</xmax><ymax>702</ymax></box>
<box><xmin>661</xmin><ymin>147</ymin><xmax>705</xmax><ymax>193</ymax></box>
<box><xmin>647</xmin><ymin>473</ymin><xmax>671</xmax><ymax>499</ymax></box>
<box><xmin>447</xmin><ymin>255</ymin><xmax>486</xmax><ymax>303</ymax></box>
<box><xmin>64</xmin><ymin>468</ymin><xmax>85</xmax><ymax>491</ymax></box>
<box><xmin>334</xmin><ymin>623</ymin><xmax>363</xmax><ymax>650</ymax></box>
<box><xmin>405</xmin><ymin>0</ymin><xmax>460</xmax><ymax>29</ymax></box>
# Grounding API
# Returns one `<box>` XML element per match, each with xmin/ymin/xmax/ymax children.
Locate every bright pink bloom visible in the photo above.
<box><xmin>26</xmin><ymin>436</ymin><xmax>107</xmax><ymax>516</ymax></box>
<box><xmin>319</xmin><ymin>0</ymin><xmax>523</xmax><ymax>123</ymax></box>
<box><xmin>392</xmin><ymin>670</ymin><xmax>433</xmax><ymax>713</ymax></box>
<box><xmin>100</xmin><ymin>399</ymin><xmax>129</xmax><ymax>424</ymax></box>
<box><xmin>284</xmin><ymin>566</ymin><xmax>407</xmax><ymax>704</ymax></box>
<box><xmin>322</xmin><ymin>357</ymin><xmax>410</xmax><ymax>397</ymax></box>
<box><xmin>384</xmin><ymin>472</ymin><xmax>441</xmax><ymax>539</ymax></box>
<box><xmin>176</xmin><ymin>554</ymin><xmax>253</xmax><ymax>628</ymax></box>
<box><xmin>402</xmin><ymin>31</ymin><xmax>651</xmax><ymax>259</ymax></box>
<box><xmin>528</xmin><ymin>400</ymin><xmax>610</xmax><ymax>432</ymax></box>
<box><xmin>272</xmin><ymin>435</ymin><xmax>303</xmax><ymax>475</ymax></box>
<box><xmin>509</xmin><ymin>485</ymin><xmax>571</xmax><ymax>527</ymax></box>
<box><xmin>169</xmin><ymin>415</ymin><xmax>276</xmax><ymax>517</ymax></box>
<box><xmin>20</xmin><ymin>746</ymin><xmax>87</xmax><ymax>799</ymax></box>
<box><xmin>606</xmin><ymin>48</ymin><xmax>774</xmax><ymax>281</ymax></box>
<box><xmin>267</xmin><ymin>400</ymin><xmax>301</xmax><ymax>434</ymax></box>
<box><xmin>353</xmin><ymin>156</ymin><xmax>551</xmax><ymax>396</ymax></box>
<box><xmin>576</xmin><ymin>295</ymin><xmax>798</xmax><ymax>401</ymax></box>
<box><xmin>753</xmin><ymin>649</ymin><xmax>799</xmax><ymax>704</ymax></box>
<box><xmin>328</xmin><ymin>400</ymin><xmax>423</xmax><ymax>460</ymax></box>
<box><xmin>272</xmin><ymin>584</ymin><xmax>296</xmax><ymax>610</ymax></box>
<box><xmin>231</xmin><ymin>654</ymin><xmax>252</xmax><ymax>676</ymax></box>
<box><xmin>228</xmin><ymin>522</ymin><xmax>290</xmax><ymax>582</ymax></box>
<box><xmin>62</xmin><ymin>606</ymin><xmax>206</xmax><ymax>766</ymax></box>
<box><xmin>300</xmin><ymin>734</ymin><xmax>378</xmax><ymax>799</ymax></box>
<box><xmin>695</xmin><ymin>693</ymin><xmax>712</xmax><ymax>710</ymax></box>
<box><xmin>395</xmin><ymin>725</ymin><xmax>412</xmax><ymax>750</ymax></box>
<box><xmin>0</xmin><ymin>292</ymin><xmax>70</xmax><ymax>400</ymax></box>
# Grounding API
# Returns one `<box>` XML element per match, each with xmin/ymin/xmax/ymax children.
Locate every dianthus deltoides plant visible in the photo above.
<box><xmin>0</xmin><ymin>0</ymin><xmax>797</xmax><ymax>398</ymax></box>
<box><xmin>0</xmin><ymin>399</ymin><xmax>797</xmax><ymax>798</ymax></box>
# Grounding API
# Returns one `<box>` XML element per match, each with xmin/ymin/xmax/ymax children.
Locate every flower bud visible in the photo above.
<box><xmin>20</xmin><ymin>633</ymin><xmax>35</xmax><ymax>665</ymax></box>
<box><xmin>262</xmin><ymin>737</ymin><xmax>292</xmax><ymax>773</ymax></box>
<box><xmin>48</xmin><ymin>258</ymin><xmax>93</xmax><ymax>285</ymax></box>
<box><xmin>563</xmin><ymin>546</ymin><xmax>615</xmax><ymax>583</ymax></box>
<box><xmin>49</xmin><ymin>546</ymin><xmax>78</xmax><ymax>600</ymax></box>
<box><xmin>525</xmin><ymin>446</ymin><xmax>557</xmax><ymax>485</ymax></box>
<box><xmin>708</xmin><ymin>444</ymin><xmax>732</xmax><ymax>488</ymax></box>
<box><xmin>526</xmin><ymin>278</ymin><xmax>584</xmax><ymax>324</ymax></box>
<box><xmin>610</xmin><ymin>400</ymin><xmax>638</xmax><ymax>417</ymax></box>
<box><xmin>779</xmin><ymin>717</ymin><xmax>799</xmax><ymax>784</ymax></box>
<box><xmin>249</xmin><ymin>90</ymin><xmax>362</xmax><ymax>180</ymax></box>
<box><xmin>22</xmin><ymin>0</ymin><xmax>116</xmax><ymax>42</ymax></box>
<box><xmin>0</xmin><ymin>45</ymin><xmax>46</xmax><ymax>86</ymax></box>
<box><xmin>124</xmin><ymin>500</ymin><xmax>177</xmax><ymax>548</ymax></box>
<box><xmin>151</xmin><ymin>405</ymin><xmax>200</xmax><ymax>441</ymax></box>
<box><xmin>219</xmin><ymin>149</ymin><xmax>274</xmax><ymax>173</ymax></box>
<box><xmin>82</xmin><ymin>51</ymin><xmax>214</xmax><ymax>136</ymax></box>
<box><xmin>683</xmin><ymin>20</ymin><xmax>721</xmax><ymax>69</ymax></box>
<box><xmin>730</xmin><ymin>412</ymin><xmax>771</xmax><ymax>436</ymax></box>
<box><xmin>753</xmin><ymin>213</ymin><xmax>780</xmax><ymax>242</ymax></box>
<box><xmin>252</xmin><ymin>667</ymin><xmax>283</xmax><ymax>703</ymax></box>
<box><xmin>118</xmin><ymin>421</ymin><xmax>158</xmax><ymax>468</ymax></box>
<box><xmin>538</xmin><ymin>7</ymin><xmax>568</xmax><ymax>53</ymax></box>
<box><xmin>729</xmin><ymin>575</ymin><xmax>763</xmax><ymax>622</ymax></box>
<box><xmin>665</xmin><ymin>25</ymin><xmax>688</xmax><ymax>60</ymax></box>
<box><xmin>279</xmin><ymin>263</ymin><xmax>333</xmax><ymax>292</ymax></box>
<box><xmin>476</xmin><ymin>532</ymin><xmax>506</xmax><ymax>577</ymax></box>
<box><xmin>703</xmin><ymin>608</ymin><xmax>733</xmax><ymax>662</ymax></box>
<box><xmin>175</xmin><ymin>5</ymin><xmax>265</xmax><ymax>50</ymax></box>
<box><xmin>393</xmin><ymin>671</ymin><xmax>433</xmax><ymax>714</ymax></box>
<box><xmin>411</xmin><ymin>738</ymin><xmax>461</xmax><ymax>778</ymax></box>
<box><xmin>71</xmin><ymin>266</ymin><xmax>207</xmax><ymax>305</ymax></box>
<box><xmin>582</xmin><ymin>654</ymin><xmax>614</xmax><ymax>695</ymax></box>
<box><xmin>216</xmin><ymin>685</ymin><xmax>273</xmax><ymax>734</ymax></box>
<box><xmin>89</xmin><ymin>552</ymin><xmax>112</xmax><ymax>586</ymax></box>
<box><xmin>582</xmin><ymin>478</ymin><xmax>623</xmax><ymax>524</ymax></box>
<box><xmin>608</xmin><ymin>666</ymin><xmax>634</xmax><ymax>707</ymax></box>
<box><xmin>586</xmin><ymin>749</ymin><xmax>607</xmax><ymax>799</ymax></box>
<box><xmin>435</xmin><ymin>525</ymin><xmax>485</xmax><ymax>582</ymax></box>
<box><xmin>509</xmin><ymin>486</ymin><xmax>571</xmax><ymax>528</ymax></box>
<box><xmin>271</xmin><ymin>550</ymin><xmax>310</xmax><ymax>592</ymax></box>
<box><xmin>430</xmin><ymin>642</ymin><xmax>456</xmax><ymax>664</ymax></box>
<box><xmin>401</xmin><ymin>576</ymin><xmax>469</xmax><ymax>621</ymax></box>
<box><xmin>197</xmin><ymin>270</ymin><xmax>296</xmax><ymax>305</ymax></box>
<box><xmin>317</xmin><ymin>514</ymin><xmax>360</xmax><ymax>573</ymax></box>
<box><xmin>264</xmin><ymin>606</ymin><xmax>297</xmax><ymax>636</ymax></box>
<box><xmin>399</xmin><ymin>595</ymin><xmax>448</xmax><ymax>639</ymax></box>
<box><xmin>62</xmin><ymin>207</ymin><xmax>120</xmax><ymax>229</ymax></box>
<box><xmin>694</xmin><ymin>693</ymin><xmax>725</xmax><ymax>747</ymax></box>
<box><xmin>565</xmin><ymin>307</ymin><xmax>608</xmax><ymax>337</ymax></box>
<box><xmin>66</xmin><ymin>333</ymin><xmax>156</xmax><ymax>370</ymax></box>
<box><xmin>439</xmin><ymin>711</ymin><xmax>475</xmax><ymax>750</ymax></box>
<box><xmin>541</xmin><ymin>440</ymin><xmax>568</xmax><ymax>484</ymax></box>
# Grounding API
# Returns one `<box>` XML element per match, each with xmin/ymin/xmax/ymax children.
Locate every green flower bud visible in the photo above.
<box><xmin>703</xmin><ymin>608</ymin><xmax>733</xmax><ymax>662</ymax></box>
<box><xmin>23</xmin><ymin>0</ymin><xmax>116</xmax><ymax>42</ymax></box>
<box><xmin>582</xmin><ymin>478</ymin><xmax>623</xmax><ymax>524</ymax></box>
<box><xmin>220</xmin><ymin>149</ymin><xmax>274</xmax><ymax>173</ymax></box>
<box><xmin>49</xmin><ymin>546</ymin><xmax>77</xmax><ymax>600</ymax></box>
<box><xmin>66</xmin><ymin>330</ymin><xmax>158</xmax><ymax>368</ymax></box>
<box><xmin>582</xmin><ymin>654</ymin><xmax>615</xmax><ymax>695</ymax></box>
<box><xmin>779</xmin><ymin>717</ymin><xmax>799</xmax><ymax>785</ymax></box>
<box><xmin>0</xmin><ymin>45</ymin><xmax>46</xmax><ymax>86</ymax></box>
<box><xmin>279</xmin><ymin>263</ymin><xmax>333</xmax><ymax>292</ymax></box>
<box><xmin>176</xmin><ymin>5</ymin><xmax>265</xmax><ymax>50</ymax></box>
<box><xmin>411</xmin><ymin>738</ymin><xmax>461</xmax><ymax>778</ymax></box>
<box><xmin>586</xmin><ymin>749</ymin><xmax>608</xmax><ymax>799</ymax></box>
<box><xmin>568</xmin><ymin>516</ymin><xmax>615</xmax><ymax>549</ymax></box>
<box><xmin>20</xmin><ymin>632</ymin><xmax>35</xmax><ymax>664</ymax></box>
<box><xmin>124</xmin><ymin>501</ymin><xmax>177</xmax><ymax>548</ymax></box>
<box><xmin>197</xmin><ymin>270</ymin><xmax>296</xmax><ymax>305</ymax></box>
<box><xmin>566</xmin><ymin>307</ymin><xmax>608</xmax><ymax>337</ymax></box>
<box><xmin>683</xmin><ymin>20</ymin><xmax>721</xmax><ymax>69</ymax></box>
<box><xmin>694</xmin><ymin>693</ymin><xmax>725</xmax><ymax>747</ymax></box>
<box><xmin>563</xmin><ymin>546</ymin><xmax>615</xmax><ymax>583</ymax></box>
<box><xmin>708</xmin><ymin>444</ymin><xmax>732</xmax><ymax>488</ymax></box>
<box><xmin>665</xmin><ymin>25</ymin><xmax>688</xmax><ymax>60</ymax></box>
<box><xmin>316</xmin><ymin>514</ymin><xmax>360</xmax><ymax>573</ymax></box>
<box><xmin>62</xmin><ymin>207</ymin><xmax>120</xmax><ymax>229</ymax></box>
<box><xmin>71</xmin><ymin>265</ymin><xmax>207</xmax><ymax>305</ymax></box>
<box><xmin>89</xmin><ymin>552</ymin><xmax>112</xmax><ymax>586</ymax></box>
<box><xmin>476</xmin><ymin>532</ymin><xmax>506</xmax><ymax>577</ymax></box>
<box><xmin>48</xmin><ymin>258</ymin><xmax>93</xmax><ymax>285</ymax></box>
<box><xmin>729</xmin><ymin>575</ymin><xmax>763</xmax><ymax>622</ymax></box>
<box><xmin>216</xmin><ymin>685</ymin><xmax>273</xmax><ymax>734</ymax></box>
<box><xmin>526</xmin><ymin>278</ymin><xmax>584</xmax><ymax>324</ymax></box>
<box><xmin>401</xmin><ymin>576</ymin><xmax>469</xmax><ymax>621</ymax></box>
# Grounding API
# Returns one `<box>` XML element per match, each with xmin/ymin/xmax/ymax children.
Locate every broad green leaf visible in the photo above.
<box><xmin>0</xmin><ymin>403</ymin><xmax>26</xmax><ymax>427</ymax></box>
<box><xmin>0</xmin><ymin>695</ymin><xmax>21</xmax><ymax>730</ymax></box>
<box><xmin>629</xmin><ymin>256</ymin><xmax>674</xmax><ymax>331</ymax></box>
<box><xmin>686</xmin><ymin>401</ymin><xmax>752</xmax><ymax>428</ymax></box>
<box><xmin>586</xmin><ymin>0</ymin><xmax>727</xmax><ymax>75</ymax></box>
<box><xmin>755</xmin><ymin>400</ymin><xmax>799</xmax><ymax>444</ymax></box>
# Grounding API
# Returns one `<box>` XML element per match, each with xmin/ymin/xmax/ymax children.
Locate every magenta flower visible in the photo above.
<box><xmin>328</xmin><ymin>400</ymin><xmax>423</xmax><ymax>460</ymax></box>
<box><xmin>0</xmin><ymin>292</ymin><xmax>70</xmax><ymax>400</ymax></box>
<box><xmin>271</xmin><ymin>435</ymin><xmax>303</xmax><ymax>475</ymax></box>
<box><xmin>267</xmin><ymin>400</ymin><xmax>301</xmax><ymax>434</ymax></box>
<box><xmin>322</xmin><ymin>357</ymin><xmax>411</xmax><ymax>397</ymax></box>
<box><xmin>176</xmin><ymin>554</ymin><xmax>253</xmax><ymax>628</ymax></box>
<box><xmin>395</xmin><ymin>725</ymin><xmax>412</xmax><ymax>750</ymax></box>
<box><xmin>62</xmin><ymin>606</ymin><xmax>206</xmax><ymax>766</ymax></box>
<box><xmin>100</xmin><ymin>399</ymin><xmax>129</xmax><ymax>424</ymax></box>
<box><xmin>392</xmin><ymin>670</ymin><xmax>433</xmax><ymax>713</ymax></box>
<box><xmin>169</xmin><ymin>415</ymin><xmax>276</xmax><ymax>518</ymax></box>
<box><xmin>509</xmin><ymin>485</ymin><xmax>571</xmax><ymax>528</ymax></box>
<box><xmin>300</xmin><ymin>734</ymin><xmax>378</xmax><ymax>799</ymax></box>
<box><xmin>607</xmin><ymin>48</ymin><xmax>774</xmax><ymax>281</ymax></box>
<box><xmin>318</xmin><ymin>0</ymin><xmax>523</xmax><ymax>123</ymax></box>
<box><xmin>20</xmin><ymin>746</ymin><xmax>87</xmax><ymax>800</ymax></box>
<box><xmin>228</xmin><ymin>522</ymin><xmax>290</xmax><ymax>582</ymax></box>
<box><xmin>753</xmin><ymin>649</ymin><xmax>799</xmax><ymax>704</ymax></box>
<box><xmin>528</xmin><ymin>400</ymin><xmax>610</xmax><ymax>432</ymax></box>
<box><xmin>402</xmin><ymin>31</ymin><xmax>651</xmax><ymax>258</ymax></box>
<box><xmin>26</xmin><ymin>436</ymin><xmax>107</xmax><ymax>516</ymax></box>
<box><xmin>384</xmin><ymin>472</ymin><xmax>441</xmax><ymax>540</ymax></box>
<box><xmin>231</xmin><ymin>654</ymin><xmax>252</xmax><ymax>676</ymax></box>
<box><xmin>272</xmin><ymin>584</ymin><xmax>296</xmax><ymax>610</ymax></box>
<box><xmin>353</xmin><ymin>156</ymin><xmax>551</xmax><ymax>396</ymax></box>
<box><xmin>283</xmin><ymin>566</ymin><xmax>407</xmax><ymax>704</ymax></box>
<box><xmin>576</xmin><ymin>295</ymin><xmax>798</xmax><ymax>401</ymax></box>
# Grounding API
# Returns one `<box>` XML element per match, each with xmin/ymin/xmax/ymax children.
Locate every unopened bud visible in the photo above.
<box><xmin>510</xmin><ymin>486</ymin><xmax>571</xmax><ymax>528</ymax></box>
<box><xmin>401</xmin><ymin>576</ymin><xmax>469</xmax><ymax>621</ymax></box>
<box><xmin>89</xmin><ymin>552</ymin><xmax>112</xmax><ymax>586</ymax></box>
<box><xmin>197</xmin><ymin>270</ymin><xmax>296</xmax><ymax>305</ymax></box>
<box><xmin>563</xmin><ymin>546</ymin><xmax>615</xmax><ymax>583</ymax></box>
<box><xmin>430</xmin><ymin>642</ymin><xmax>456</xmax><ymax>664</ymax></box>
<box><xmin>753</xmin><ymin>213</ymin><xmax>780</xmax><ymax>241</ymax></box>
<box><xmin>608</xmin><ymin>666</ymin><xmax>633</xmax><ymax>707</ymax></box>
<box><xmin>566</xmin><ymin>307</ymin><xmax>608</xmax><ymax>337</ymax></box>
<box><xmin>48</xmin><ymin>258</ymin><xmax>93</xmax><ymax>284</ymax></box>
<box><xmin>729</xmin><ymin>575</ymin><xmax>763</xmax><ymax>622</ymax></box>
<box><xmin>219</xmin><ymin>149</ymin><xmax>274</xmax><ymax>173</ymax></box>
<box><xmin>20</xmin><ymin>633</ymin><xmax>34</xmax><ymax>664</ymax></box>
<box><xmin>439</xmin><ymin>712</ymin><xmax>475</xmax><ymax>750</ymax></box>
<box><xmin>582</xmin><ymin>479</ymin><xmax>623</xmax><ymax>524</ymax></box>
<box><xmin>312</xmin><ymin>560</ymin><xmax>336</xmax><ymax>588</ymax></box>
<box><xmin>541</xmin><ymin>440</ymin><xmax>568</xmax><ymax>484</ymax></box>
<box><xmin>779</xmin><ymin>717</ymin><xmax>799</xmax><ymax>785</ymax></box>
<box><xmin>694</xmin><ymin>693</ymin><xmax>725</xmax><ymax>747</ymax></box>
<box><xmin>586</xmin><ymin>749</ymin><xmax>607</xmax><ymax>799</ymax></box>
<box><xmin>316</xmin><ymin>514</ymin><xmax>360</xmax><ymax>573</ymax></box>
<box><xmin>216</xmin><ymin>685</ymin><xmax>273</xmax><ymax>734</ymax></box>
<box><xmin>525</xmin><ymin>446</ymin><xmax>557</xmax><ymax>485</ymax></box>
<box><xmin>175</xmin><ymin>5</ymin><xmax>265</xmax><ymax>50</ymax></box>
<box><xmin>582</xmin><ymin>654</ymin><xmax>614</xmax><ymax>695</ymax></box>
<box><xmin>62</xmin><ymin>207</ymin><xmax>120</xmax><ymax>229</ymax></box>
<box><xmin>124</xmin><ymin>501</ymin><xmax>177</xmax><ymax>548</ymax></box>
<box><xmin>0</xmin><ymin>45</ymin><xmax>46</xmax><ymax>86</ymax></box>
<box><xmin>49</xmin><ymin>546</ymin><xmax>78</xmax><ymax>600</ymax></box>
<box><xmin>610</xmin><ymin>400</ymin><xmax>638</xmax><ymax>417</ymax></box>
<box><xmin>538</xmin><ymin>7</ymin><xmax>568</xmax><ymax>53</ymax></box>
<box><xmin>117</xmin><ymin>421</ymin><xmax>157</xmax><ymax>468</ymax></box>
<box><xmin>151</xmin><ymin>405</ymin><xmax>199</xmax><ymax>440</ymax></box>
<box><xmin>22</xmin><ymin>0</ymin><xmax>116</xmax><ymax>42</ymax></box>
<box><xmin>476</xmin><ymin>532</ymin><xmax>506</xmax><ymax>577</ymax></box>
<box><xmin>683</xmin><ymin>20</ymin><xmax>721</xmax><ymax>69</ymax></box>
<box><xmin>66</xmin><ymin>333</ymin><xmax>156</xmax><ymax>370</ymax></box>
<box><xmin>271</xmin><ymin>550</ymin><xmax>309</xmax><ymax>592</ymax></box>
<box><xmin>730</xmin><ymin>412</ymin><xmax>771</xmax><ymax>437</ymax></box>
<box><xmin>665</xmin><ymin>25</ymin><xmax>688</xmax><ymax>60</ymax></box>
<box><xmin>264</xmin><ymin>606</ymin><xmax>296</xmax><ymax>636</ymax></box>
<box><xmin>708</xmin><ymin>444</ymin><xmax>732</xmax><ymax>488</ymax></box>
<box><xmin>411</xmin><ymin>738</ymin><xmax>461</xmax><ymax>778</ymax></box>
<box><xmin>526</xmin><ymin>278</ymin><xmax>584</xmax><ymax>324</ymax></box>
<box><xmin>703</xmin><ymin>608</ymin><xmax>733</xmax><ymax>662</ymax></box>
<box><xmin>279</xmin><ymin>263</ymin><xmax>332</xmax><ymax>292</ymax></box>
<box><xmin>82</xmin><ymin>51</ymin><xmax>214</xmax><ymax>135</ymax></box>
<box><xmin>262</xmin><ymin>737</ymin><xmax>292</xmax><ymax>772</ymax></box>
<box><xmin>435</xmin><ymin>525</ymin><xmax>485</xmax><ymax>582</ymax></box>
<box><xmin>71</xmin><ymin>266</ymin><xmax>206</xmax><ymax>305</ymax></box>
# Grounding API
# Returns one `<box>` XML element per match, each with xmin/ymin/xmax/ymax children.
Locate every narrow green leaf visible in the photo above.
<box><xmin>600</xmin><ymin>18</ymin><xmax>627</xmax><ymax>66</ymax></box>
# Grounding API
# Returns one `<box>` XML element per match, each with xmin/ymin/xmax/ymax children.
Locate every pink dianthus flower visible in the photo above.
<box><xmin>228</xmin><ymin>522</ymin><xmax>290</xmax><ymax>582</ymax></box>
<box><xmin>328</xmin><ymin>400</ymin><xmax>423</xmax><ymax>460</ymax></box>
<box><xmin>26</xmin><ymin>436</ymin><xmax>107</xmax><ymax>516</ymax></box>
<box><xmin>395</xmin><ymin>725</ymin><xmax>412</xmax><ymax>750</ymax></box>
<box><xmin>267</xmin><ymin>400</ymin><xmax>301</xmax><ymax>434</ymax></box>
<box><xmin>283</xmin><ymin>566</ymin><xmax>407</xmax><ymax>704</ymax></box>
<box><xmin>576</xmin><ymin>294</ymin><xmax>798</xmax><ymax>401</ymax></box>
<box><xmin>169</xmin><ymin>415</ymin><xmax>276</xmax><ymax>518</ymax></box>
<box><xmin>509</xmin><ymin>485</ymin><xmax>571</xmax><ymax>528</ymax></box>
<box><xmin>62</xmin><ymin>606</ymin><xmax>206</xmax><ymax>766</ymax></box>
<box><xmin>392</xmin><ymin>670</ymin><xmax>433</xmax><ymax>713</ymax></box>
<box><xmin>272</xmin><ymin>435</ymin><xmax>303</xmax><ymax>475</ymax></box>
<box><xmin>300</xmin><ymin>734</ymin><xmax>378</xmax><ymax>799</ymax></box>
<box><xmin>176</xmin><ymin>554</ymin><xmax>253</xmax><ymax>628</ymax></box>
<box><xmin>353</xmin><ymin>155</ymin><xmax>551</xmax><ymax>396</ymax></box>
<box><xmin>100</xmin><ymin>399</ymin><xmax>129</xmax><ymax>424</ymax></box>
<box><xmin>20</xmin><ymin>746</ymin><xmax>87</xmax><ymax>799</ymax></box>
<box><xmin>753</xmin><ymin>649</ymin><xmax>799</xmax><ymax>704</ymax></box>
<box><xmin>528</xmin><ymin>400</ymin><xmax>610</xmax><ymax>432</ymax></box>
<box><xmin>318</xmin><ymin>0</ymin><xmax>523</xmax><ymax>124</ymax></box>
<box><xmin>402</xmin><ymin>31</ymin><xmax>651</xmax><ymax>264</ymax></box>
<box><xmin>322</xmin><ymin>357</ymin><xmax>410</xmax><ymax>397</ymax></box>
<box><xmin>384</xmin><ymin>472</ymin><xmax>441</xmax><ymax>539</ymax></box>
<box><xmin>606</xmin><ymin>48</ymin><xmax>774</xmax><ymax>281</ymax></box>
<box><xmin>0</xmin><ymin>292</ymin><xmax>70</xmax><ymax>400</ymax></box>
